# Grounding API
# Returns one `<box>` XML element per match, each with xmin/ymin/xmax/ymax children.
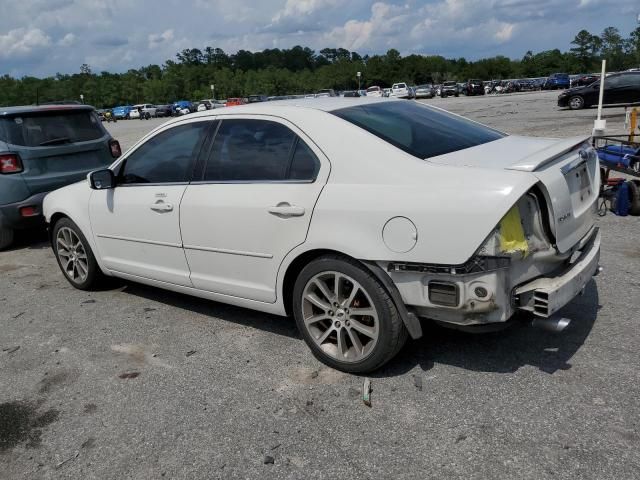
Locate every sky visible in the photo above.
<box><xmin>1</xmin><ymin>0</ymin><xmax>638</xmax><ymax>77</ymax></box>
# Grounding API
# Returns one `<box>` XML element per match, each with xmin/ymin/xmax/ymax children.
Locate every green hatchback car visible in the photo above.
<box><xmin>0</xmin><ymin>104</ymin><xmax>121</xmax><ymax>249</ymax></box>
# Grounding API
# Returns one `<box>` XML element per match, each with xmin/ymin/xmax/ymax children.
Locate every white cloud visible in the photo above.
<box><xmin>0</xmin><ymin>28</ymin><xmax>51</xmax><ymax>59</ymax></box>
<box><xmin>148</xmin><ymin>29</ymin><xmax>174</xmax><ymax>49</ymax></box>
<box><xmin>494</xmin><ymin>23</ymin><xmax>514</xmax><ymax>42</ymax></box>
<box><xmin>272</xmin><ymin>0</ymin><xmax>342</xmax><ymax>22</ymax></box>
<box><xmin>58</xmin><ymin>32</ymin><xmax>76</xmax><ymax>46</ymax></box>
<box><xmin>0</xmin><ymin>0</ymin><xmax>638</xmax><ymax>76</ymax></box>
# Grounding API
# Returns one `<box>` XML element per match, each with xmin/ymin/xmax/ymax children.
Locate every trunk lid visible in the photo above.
<box><xmin>17</xmin><ymin>140</ymin><xmax>113</xmax><ymax>195</ymax></box>
<box><xmin>429</xmin><ymin>135</ymin><xmax>599</xmax><ymax>252</ymax></box>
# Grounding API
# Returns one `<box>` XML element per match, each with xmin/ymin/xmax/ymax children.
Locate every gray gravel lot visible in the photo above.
<box><xmin>1</xmin><ymin>91</ymin><xmax>639</xmax><ymax>479</ymax></box>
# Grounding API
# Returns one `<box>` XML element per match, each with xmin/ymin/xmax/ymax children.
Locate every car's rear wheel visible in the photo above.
<box><xmin>0</xmin><ymin>228</ymin><xmax>14</xmax><ymax>251</ymax></box>
<box><xmin>569</xmin><ymin>95</ymin><xmax>585</xmax><ymax>110</ymax></box>
<box><xmin>292</xmin><ymin>255</ymin><xmax>407</xmax><ymax>373</ymax></box>
<box><xmin>53</xmin><ymin>218</ymin><xmax>104</xmax><ymax>290</ymax></box>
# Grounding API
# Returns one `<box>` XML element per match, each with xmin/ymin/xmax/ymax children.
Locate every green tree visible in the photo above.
<box><xmin>570</xmin><ymin>30</ymin><xmax>596</xmax><ymax>71</ymax></box>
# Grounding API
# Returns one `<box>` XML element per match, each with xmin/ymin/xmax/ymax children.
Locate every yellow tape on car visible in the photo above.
<box><xmin>499</xmin><ymin>206</ymin><xmax>529</xmax><ymax>257</ymax></box>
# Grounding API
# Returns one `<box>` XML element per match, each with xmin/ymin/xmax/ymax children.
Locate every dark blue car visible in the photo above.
<box><xmin>0</xmin><ymin>105</ymin><xmax>121</xmax><ymax>249</ymax></box>
<box><xmin>544</xmin><ymin>73</ymin><xmax>570</xmax><ymax>90</ymax></box>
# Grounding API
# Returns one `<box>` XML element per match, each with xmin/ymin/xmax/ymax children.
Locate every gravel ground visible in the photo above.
<box><xmin>1</xmin><ymin>91</ymin><xmax>639</xmax><ymax>479</ymax></box>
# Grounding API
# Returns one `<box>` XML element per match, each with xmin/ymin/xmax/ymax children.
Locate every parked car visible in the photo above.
<box><xmin>155</xmin><ymin>104</ymin><xmax>173</xmax><ymax>117</ymax></box>
<box><xmin>111</xmin><ymin>105</ymin><xmax>133</xmax><ymax>120</ymax></box>
<box><xmin>544</xmin><ymin>73</ymin><xmax>570</xmax><ymax>90</ymax></box>
<box><xmin>172</xmin><ymin>100</ymin><xmax>193</xmax><ymax>115</ymax></box>
<box><xmin>130</xmin><ymin>104</ymin><xmax>157</xmax><ymax>120</ymax></box>
<box><xmin>414</xmin><ymin>84</ymin><xmax>435</xmax><ymax>99</ymax></box>
<box><xmin>572</xmin><ymin>74</ymin><xmax>599</xmax><ymax>87</ymax></box>
<box><xmin>248</xmin><ymin>95</ymin><xmax>268</xmax><ymax>103</ymax></box>
<box><xmin>440</xmin><ymin>81</ymin><xmax>459</xmax><ymax>97</ymax></box>
<box><xmin>342</xmin><ymin>91</ymin><xmax>360</xmax><ymax>97</ymax></box>
<box><xmin>366</xmin><ymin>86</ymin><xmax>383</xmax><ymax>98</ymax></box>
<box><xmin>43</xmin><ymin>98</ymin><xmax>601</xmax><ymax>373</ymax></box>
<box><xmin>0</xmin><ymin>105</ymin><xmax>121</xmax><ymax>249</ymax></box>
<box><xmin>558</xmin><ymin>71</ymin><xmax>640</xmax><ymax>110</ymax></box>
<box><xmin>316</xmin><ymin>89</ymin><xmax>337</xmax><ymax>97</ymax></box>
<box><xmin>225</xmin><ymin>98</ymin><xmax>245</xmax><ymax>107</ymax></box>
<box><xmin>382</xmin><ymin>88</ymin><xmax>391</xmax><ymax>97</ymax></box>
<box><xmin>464</xmin><ymin>79</ymin><xmax>484</xmax><ymax>96</ymax></box>
<box><xmin>390</xmin><ymin>83</ymin><xmax>411</xmax><ymax>99</ymax></box>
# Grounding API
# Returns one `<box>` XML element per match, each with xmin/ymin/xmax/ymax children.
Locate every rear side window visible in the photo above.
<box><xmin>0</xmin><ymin>110</ymin><xmax>104</xmax><ymax>147</ymax></box>
<box><xmin>119</xmin><ymin>122</ymin><xmax>209</xmax><ymax>184</ymax></box>
<box><xmin>203</xmin><ymin>119</ymin><xmax>319</xmax><ymax>182</ymax></box>
<box><xmin>332</xmin><ymin>101</ymin><xmax>504</xmax><ymax>159</ymax></box>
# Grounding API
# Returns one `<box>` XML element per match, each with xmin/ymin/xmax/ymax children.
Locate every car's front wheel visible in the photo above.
<box><xmin>293</xmin><ymin>255</ymin><xmax>407</xmax><ymax>373</ymax></box>
<box><xmin>569</xmin><ymin>95</ymin><xmax>585</xmax><ymax>110</ymax></box>
<box><xmin>0</xmin><ymin>227</ymin><xmax>14</xmax><ymax>250</ymax></box>
<box><xmin>53</xmin><ymin>218</ymin><xmax>104</xmax><ymax>290</ymax></box>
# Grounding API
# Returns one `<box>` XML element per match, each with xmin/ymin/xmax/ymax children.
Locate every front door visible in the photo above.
<box><xmin>180</xmin><ymin>117</ymin><xmax>329</xmax><ymax>302</ymax></box>
<box><xmin>89</xmin><ymin>120</ymin><xmax>210</xmax><ymax>286</ymax></box>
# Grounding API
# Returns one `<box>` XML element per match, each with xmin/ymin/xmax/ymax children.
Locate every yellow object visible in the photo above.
<box><xmin>629</xmin><ymin>107</ymin><xmax>637</xmax><ymax>143</ymax></box>
<box><xmin>499</xmin><ymin>206</ymin><xmax>529</xmax><ymax>257</ymax></box>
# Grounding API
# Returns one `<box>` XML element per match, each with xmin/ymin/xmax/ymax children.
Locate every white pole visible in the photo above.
<box><xmin>593</xmin><ymin>60</ymin><xmax>606</xmax><ymax>135</ymax></box>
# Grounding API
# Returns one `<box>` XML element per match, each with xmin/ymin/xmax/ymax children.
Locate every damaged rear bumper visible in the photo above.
<box><xmin>514</xmin><ymin>228</ymin><xmax>601</xmax><ymax>318</ymax></box>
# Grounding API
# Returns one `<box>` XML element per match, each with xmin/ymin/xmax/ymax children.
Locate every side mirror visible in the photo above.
<box><xmin>89</xmin><ymin>169</ymin><xmax>116</xmax><ymax>190</ymax></box>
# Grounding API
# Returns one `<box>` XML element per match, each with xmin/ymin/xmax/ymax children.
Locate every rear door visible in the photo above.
<box><xmin>180</xmin><ymin>116</ymin><xmax>329</xmax><ymax>302</ymax></box>
<box><xmin>2</xmin><ymin>109</ymin><xmax>112</xmax><ymax>195</ymax></box>
<box><xmin>602</xmin><ymin>75</ymin><xmax>624</xmax><ymax>104</ymax></box>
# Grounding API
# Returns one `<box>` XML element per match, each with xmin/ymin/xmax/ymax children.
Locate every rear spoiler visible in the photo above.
<box><xmin>506</xmin><ymin>135</ymin><xmax>591</xmax><ymax>172</ymax></box>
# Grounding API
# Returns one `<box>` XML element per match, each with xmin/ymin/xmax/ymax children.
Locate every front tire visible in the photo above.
<box><xmin>0</xmin><ymin>228</ymin><xmax>14</xmax><ymax>250</ymax></box>
<box><xmin>292</xmin><ymin>255</ymin><xmax>408</xmax><ymax>373</ymax></box>
<box><xmin>569</xmin><ymin>95</ymin><xmax>585</xmax><ymax>110</ymax></box>
<box><xmin>52</xmin><ymin>218</ymin><xmax>104</xmax><ymax>290</ymax></box>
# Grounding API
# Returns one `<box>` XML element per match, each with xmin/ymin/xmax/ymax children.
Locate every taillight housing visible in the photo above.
<box><xmin>109</xmin><ymin>139</ymin><xmax>122</xmax><ymax>158</ymax></box>
<box><xmin>0</xmin><ymin>153</ymin><xmax>23</xmax><ymax>174</ymax></box>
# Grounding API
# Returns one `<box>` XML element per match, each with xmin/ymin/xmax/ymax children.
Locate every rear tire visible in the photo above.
<box><xmin>52</xmin><ymin>218</ymin><xmax>105</xmax><ymax>290</ymax></box>
<box><xmin>292</xmin><ymin>255</ymin><xmax>408</xmax><ymax>373</ymax></box>
<box><xmin>0</xmin><ymin>228</ymin><xmax>14</xmax><ymax>250</ymax></box>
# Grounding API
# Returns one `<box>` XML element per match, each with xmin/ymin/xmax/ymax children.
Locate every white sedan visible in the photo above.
<box><xmin>43</xmin><ymin>98</ymin><xmax>601</xmax><ymax>373</ymax></box>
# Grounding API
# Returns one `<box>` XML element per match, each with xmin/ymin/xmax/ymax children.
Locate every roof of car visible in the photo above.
<box><xmin>0</xmin><ymin>104</ymin><xmax>95</xmax><ymax>116</ymax></box>
<box><xmin>174</xmin><ymin>96</ymin><xmax>398</xmax><ymax>122</ymax></box>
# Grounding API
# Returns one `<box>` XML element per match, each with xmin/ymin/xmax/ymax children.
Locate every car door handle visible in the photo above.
<box><xmin>150</xmin><ymin>202</ymin><xmax>173</xmax><ymax>212</ymax></box>
<box><xmin>268</xmin><ymin>203</ymin><xmax>305</xmax><ymax>217</ymax></box>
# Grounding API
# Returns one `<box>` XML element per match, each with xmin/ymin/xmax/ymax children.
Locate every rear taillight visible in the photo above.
<box><xmin>0</xmin><ymin>153</ymin><xmax>23</xmax><ymax>174</ymax></box>
<box><xmin>19</xmin><ymin>206</ymin><xmax>38</xmax><ymax>217</ymax></box>
<box><xmin>109</xmin><ymin>139</ymin><xmax>122</xmax><ymax>158</ymax></box>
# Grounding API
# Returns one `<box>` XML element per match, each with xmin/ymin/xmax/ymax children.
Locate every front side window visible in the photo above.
<box><xmin>203</xmin><ymin>119</ymin><xmax>319</xmax><ymax>182</ymax></box>
<box><xmin>119</xmin><ymin>122</ymin><xmax>209</xmax><ymax>184</ymax></box>
<box><xmin>332</xmin><ymin>101</ymin><xmax>504</xmax><ymax>159</ymax></box>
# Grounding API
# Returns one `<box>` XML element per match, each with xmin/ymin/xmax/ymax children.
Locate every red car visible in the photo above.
<box><xmin>225</xmin><ymin>98</ymin><xmax>245</xmax><ymax>107</ymax></box>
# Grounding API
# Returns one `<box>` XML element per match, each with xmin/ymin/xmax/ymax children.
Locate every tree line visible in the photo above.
<box><xmin>0</xmin><ymin>26</ymin><xmax>638</xmax><ymax>108</ymax></box>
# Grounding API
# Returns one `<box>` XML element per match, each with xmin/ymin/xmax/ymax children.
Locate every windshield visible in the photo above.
<box><xmin>0</xmin><ymin>110</ymin><xmax>104</xmax><ymax>147</ymax></box>
<box><xmin>331</xmin><ymin>101</ymin><xmax>505</xmax><ymax>159</ymax></box>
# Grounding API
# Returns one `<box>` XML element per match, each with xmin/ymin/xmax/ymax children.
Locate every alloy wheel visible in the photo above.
<box><xmin>301</xmin><ymin>271</ymin><xmax>379</xmax><ymax>362</ymax></box>
<box><xmin>569</xmin><ymin>96</ymin><xmax>584</xmax><ymax>109</ymax></box>
<box><xmin>56</xmin><ymin>227</ymin><xmax>89</xmax><ymax>283</ymax></box>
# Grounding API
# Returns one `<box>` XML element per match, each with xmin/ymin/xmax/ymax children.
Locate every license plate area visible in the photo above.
<box><xmin>565</xmin><ymin>161</ymin><xmax>595</xmax><ymax>214</ymax></box>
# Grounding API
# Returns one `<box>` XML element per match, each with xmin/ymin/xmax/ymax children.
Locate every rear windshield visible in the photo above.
<box><xmin>331</xmin><ymin>101</ymin><xmax>504</xmax><ymax>159</ymax></box>
<box><xmin>0</xmin><ymin>110</ymin><xmax>104</xmax><ymax>147</ymax></box>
